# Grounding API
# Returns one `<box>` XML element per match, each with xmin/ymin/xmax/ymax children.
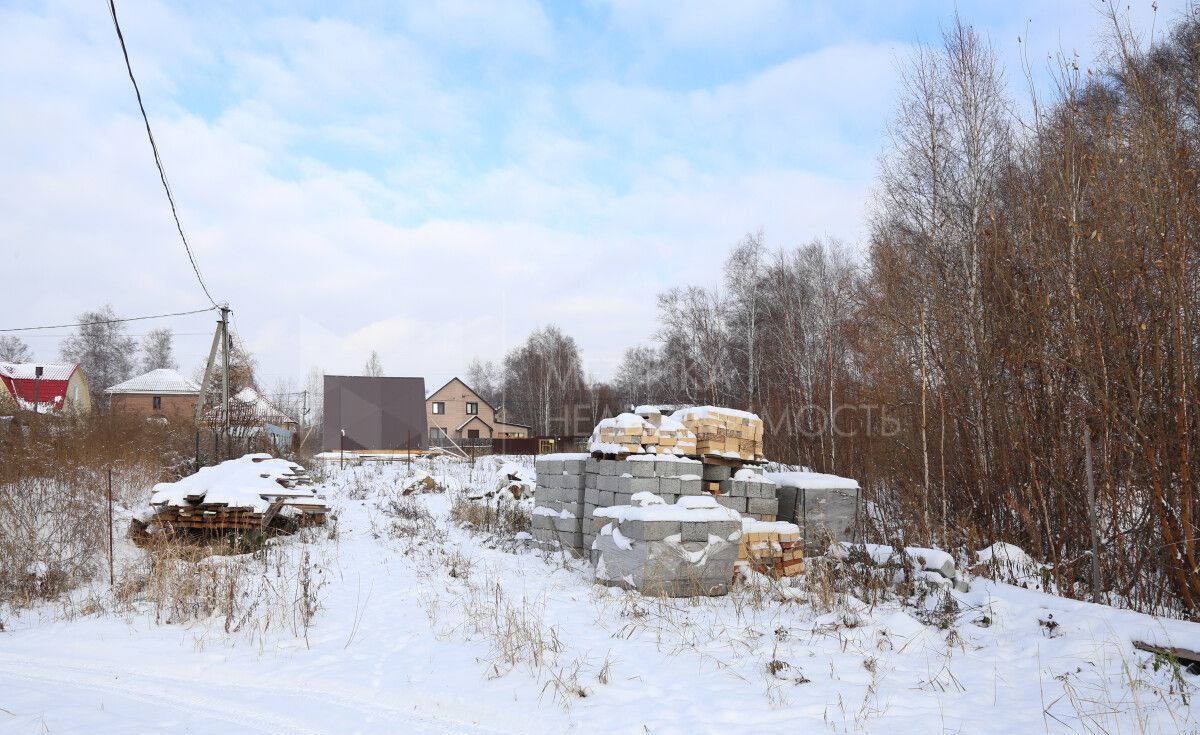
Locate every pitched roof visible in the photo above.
<box><xmin>0</xmin><ymin>362</ymin><xmax>78</xmax><ymax>381</ymax></box>
<box><xmin>426</xmin><ymin>376</ymin><xmax>498</xmax><ymax>412</ymax></box>
<box><xmin>456</xmin><ymin>415</ymin><xmax>491</xmax><ymax>432</ymax></box>
<box><xmin>105</xmin><ymin>368</ymin><xmax>200</xmax><ymax>395</ymax></box>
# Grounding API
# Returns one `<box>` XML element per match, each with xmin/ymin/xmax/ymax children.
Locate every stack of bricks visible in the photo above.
<box><xmin>531</xmin><ymin>453</ymin><xmax>590</xmax><ymax>557</ymax></box>
<box><xmin>583</xmin><ymin>454</ymin><xmax>703</xmax><ymax>560</ymax></box>
<box><xmin>700</xmin><ymin>464</ymin><xmax>779</xmax><ymax>521</ymax></box>
<box><xmin>590</xmin><ymin>414</ymin><xmax>653</xmax><ymax>454</ymax></box>
<box><xmin>672</xmin><ymin>406</ymin><xmax>765</xmax><ymax>461</ymax></box>
<box><xmin>737</xmin><ymin>520</ymin><xmax>804</xmax><ymax>578</ymax></box>
<box><xmin>633</xmin><ymin>407</ymin><xmax>698</xmax><ymax>456</ymax></box>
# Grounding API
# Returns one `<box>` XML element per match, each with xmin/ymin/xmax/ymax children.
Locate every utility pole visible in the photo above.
<box><xmin>220</xmin><ymin>305</ymin><xmax>231</xmax><ymax>461</ymax></box>
<box><xmin>195</xmin><ymin>310</ymin><xmax>225</xmax><ymax>464</ymax></box>
<box><xmin>33</xmin><ymin>365</ymin><xmax>42</xmax><ymax>414</ymax></box>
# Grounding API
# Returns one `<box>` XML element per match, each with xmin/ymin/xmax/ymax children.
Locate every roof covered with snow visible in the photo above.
<box><xmin>105</xmin><ymin>368</ymin><xmax>200</xmax><ymax>395</ymax></box>
<box><xmin>0</xmin><ymin>362</ymin><xmax>78</xmax><ymax>381</ymax></box>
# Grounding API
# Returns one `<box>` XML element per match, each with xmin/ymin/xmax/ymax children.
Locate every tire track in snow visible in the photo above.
<box><xmin>0</xmin><ymin>654</ymin><xmax>525</xmax><ymax>734</ymax></box>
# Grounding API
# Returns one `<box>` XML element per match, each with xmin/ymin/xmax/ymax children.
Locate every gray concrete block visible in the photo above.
<box><xmin>680</xmin><ymin>478</ymin><xmax>702</xmax><ymax>496</ymax></box>
<box><xmin>658</xmin><ymin>476</ymin><xmax>681</xmax><ymax>495</ymax></box>
<box><xmin>584</xmin><ymin>487</ymin><xmax>599</xmax><ymax>505</ymax></box>
<box><xmin>748</xmin><ymin>497</ymin><xmax>779</xmax><ymax>516</ymax></box>
<box><xmin>681</xmin><ymin>521</ymin><xmax>710</xmax><ymax>542</ymax></box>
<box><xmin>749</xmin><ymin>481</ymin><xmax>776</xmax><ymax>499</ymax></box>
<box><xmin>598</xmin><ymin>490</ymin><xmax>615</xmax><ymax>507</ymax></box>
<box><xmin>597</xmin><ymin>474</ymin><xmax>617</xmax><ymax>492</ymax></box>
<box><xmin>563</xmin><ymin>459</ymin><xmax>586</xmax><ymax>474</ymax></box>
<box><xmin>601</xmin><ymin>459</ymin><xmax>620</xmax><ymax>476</ymax></box>
<box><xmin>620</xmin><ymin>518</ymin><xmax>680</xmax><ymax>541</ymax></box>
<box><xmin>560</xmin><ymin>501</ymin><xmax>583</xmax><ymax>518</ymax></box>
<box><xmin>585</xmin><ymin>457</ymin><xmax>601</xmax><ymax>474</ymax></box>
<box><xmin>544</xmin><ymin>459</ymin><xmax>563</xmax><ymax>475</ymax></box>
<box><xmin>702</xmin><ymin>464</ymin><xmax>732</xmax><ymax>482</ymax></box>
<box><xmin>631</xmin><ymin>461</ymin><xmax>656</xmax><ymax>478</ymax></box>
<box><xmin>617</xmin><ymin>475</ymin><xmax>633</xmax><ymax>493</ymax></box>
<box><xmin>554</xmin><ymin>515</ymin><xmax>580</xmax><ymax>533</ymax></box>
<box><xmin>613</xmin><ymin>492</ymin><xmax>632</xmax><ymax>507</ymax></box>
<box><xmin>715</xmin><ymin>495</ymin><xmax>747</xmax><ymax>512</ymax></box>
<box><xmin>657</xmin><ymin>493</ymin><xmax>678</xmax><ymax>506</ymax></box>
<box><xmin>630</xmin><ymin>476</ymin><xmax>659</xmax><ymax>494</ymax></box>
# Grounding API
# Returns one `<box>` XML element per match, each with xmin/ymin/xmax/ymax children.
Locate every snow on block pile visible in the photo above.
<box><xmin>146</xmin><ymin>454</ymin><xmax>328</xmax><ymax>532</ymax></box>
<box><xmin>738</xmin><ymin>519</ymin><xmax>804</xmax><ymax>578</ymax></box>
<box><xmin>531</xmin><ymin>453</ymin><xmax>591</xmax><ymax>556</ymax></box>
<box><xmin>670</xmin><ymin>406</ymin><xmax>764</xmax><ymax>461</ymax></box>
<box><xmin>592</xmin><ymin>493</ymin><xmax>743</xmax><ymax>597</ymax></box>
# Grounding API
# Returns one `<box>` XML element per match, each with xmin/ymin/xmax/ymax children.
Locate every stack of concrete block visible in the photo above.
<box><xmin>700</xmin><ymin>465</ymin><xmax>779</xmax><ymax>521</ymax></box>
<box><xmin>591</xmin><ymin>494</ymin><xmax>743</xmax><ymax>597</ymax></box>
<box><xmin>583</xmin><ymin>455</ymin><xmax>703</xmax><ymax>558</ymax></box>
<box><xmin>531</xmin><ymin>453</ymin><xmax>590</xmax><ymax>556</ymax></box>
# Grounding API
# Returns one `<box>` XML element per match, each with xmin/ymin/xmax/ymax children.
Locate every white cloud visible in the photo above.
<box><xmin>6</xmin><ymin>0</ymin><xmax>1182</xmax><ymax>388</ymax></box>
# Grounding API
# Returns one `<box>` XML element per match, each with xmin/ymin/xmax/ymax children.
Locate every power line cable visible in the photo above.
<box><xmin>107</xmin><ymin>0</ymin><xmax>218</xmax><ymax>308</ymax></box>
<box><xmin>0</xmin><ymin>307</ymin><xmax>216</xmax><ymax>333</ymax></box>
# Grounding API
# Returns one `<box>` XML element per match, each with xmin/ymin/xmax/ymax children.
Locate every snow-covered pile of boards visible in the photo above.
<box><xmin>145</xmin><ymin>454</ymin><xmax>328</xmax><ymax>533</ymax></box>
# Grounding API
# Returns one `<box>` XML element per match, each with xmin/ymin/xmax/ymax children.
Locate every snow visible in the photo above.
<box><xmin>149</xmin><ymin>453</ymin><xmax>321</xmax><ymax>513</ymax></box>
<box><xmin>104</xmin><ymin>368</ymin><xmax>200</xmax><ymax>395</ymax></box>
<box><xmin>766</xmin><ymin>470</ymin><xmax>860</xmax><ymax>490</ymax></box>
<box><xmin>594</xmin><ymin>494</ymin><xmax>741</xmax><ymax>523</ymax></box>
<box><xmin>535</xmin><ymin>452</ymin><xmax>591</xmax><ymax>461</ymax></box>
<box><xmin>625</xmin><ymin>454</ymin><xmax>700</xmax><ymax>465</ymax></box>
<box><xmin>0</xmin><ymin>362</ymin><xmax>76</xmax><ymax>381</ymax></box>
<box><xmin>670</xmin><ymin>405</ymin><xmax>762</xmax><ymax>422</ymax></box>
<box><xmin>734</xmin><ymin>467</ymin><xmax>775</xmax><ymax>483</ymax></box>
<box><xmin>4</xmin><ymin>456</ymin><xmax>1200</xmax><ymax>734</ymax></box>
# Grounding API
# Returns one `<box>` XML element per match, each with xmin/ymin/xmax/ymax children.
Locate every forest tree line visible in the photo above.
<box><xmin>486</xmin><ymin>10</ymin><xmax>1200</xmax><ymax>617</ymax></box>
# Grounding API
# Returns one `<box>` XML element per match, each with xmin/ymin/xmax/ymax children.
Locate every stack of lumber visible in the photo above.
<box><xmin>737</xmin><ymin>519</ymin><xmax>804</xmax><ymax>578</ymax></box>
<box><xmin>671</xmin><ymin>406</ymin><xmax>764</xmax><ymax>462</ymax></box>
<box><xmin>147</xmin><ymin>454</ymin><xmax>328</xmax><ymax>533</ymax></box>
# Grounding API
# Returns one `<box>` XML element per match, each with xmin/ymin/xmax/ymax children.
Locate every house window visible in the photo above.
<box><xmin>153</xmin><ymin>396</ymin><xmax>162</xmax><ymax>410</ymax></box>
<box><xmin>466</xmin><ymin>401</ymin><xmax>478</xmax><ymax>415</ymax></box>
<box><xmin>467</xmin><ymin>429</ymin><xmax>480</xmax><ymax>439</ymax></box>
<box><xmin>432</xmin><ymin>401</ymin><xmax>445</xmax><ymax>414</ymax></box>
<box><xmin>429</xmin><ymin>427</ymin><xmax>446</xmax><ymax>440</ymax></box>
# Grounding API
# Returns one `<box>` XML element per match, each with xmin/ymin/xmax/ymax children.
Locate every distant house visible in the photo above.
<box><xmin>205</xmin><ymin>386</ymin><xmax>300</xmax><ymax>452</ymax></box>
<box><xmin>322</xmin><ymin>375</ymin><xmax>428</xmax><ymax>452</ymax></box>
<box><xmin>106</xmin><ymin>368</ymin><xmax>200</xmax><ymax>421</ymax></box>
<box><xmin>0</xmin><ymin>362</ymin><xmax>91</xmax><ymax>414</ymax></box>
<box><xmin>426</xmin><ymin>377</ymin><xmax>529</xmax><ymax>449</ymax></box>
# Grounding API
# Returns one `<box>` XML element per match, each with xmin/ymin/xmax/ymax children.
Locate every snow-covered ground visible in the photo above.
<box><xmin>2</xmin><ymin>456</ymin><xmax>1198</xmax><ymax>734</ymax></box>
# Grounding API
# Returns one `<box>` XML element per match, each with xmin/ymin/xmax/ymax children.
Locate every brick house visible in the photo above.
<box><xmin>0</xmin><ymin>362</ymin><xmax>91</xmax><ymax>414</ymax></box>
<box><xmin>426</xmin><ymin>377</ymin><xmax>529</xmax><ymax>448</ymax></box>
<box><xmin>106</xmin><ymin>368</ymin><xmax>200</xmax><ymax>421</ymax></box>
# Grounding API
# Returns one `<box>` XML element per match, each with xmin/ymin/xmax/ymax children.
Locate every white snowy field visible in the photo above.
<box><xmin>2</xmin><ymin>456</ymin><xmax>1198</xmax><ymax>734</ymax></box>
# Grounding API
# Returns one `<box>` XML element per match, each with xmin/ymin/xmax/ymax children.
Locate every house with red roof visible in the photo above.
<box><xmin>0</xmin><ymin>362</ymin><xmax>92</xmax><ymax>414</ymax></box>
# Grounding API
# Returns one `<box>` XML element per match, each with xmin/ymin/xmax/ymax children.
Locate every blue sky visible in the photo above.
<box><xmin>0</xmin><ymin>0</ymin><xmax>1183</xmax><ymax>389</ymax></box>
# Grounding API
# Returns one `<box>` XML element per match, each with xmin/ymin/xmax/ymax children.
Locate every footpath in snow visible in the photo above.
<box><xmin>1</xmin><ymin>457</ymin><xmax>1197</xmax><ymax>734</ymax></box>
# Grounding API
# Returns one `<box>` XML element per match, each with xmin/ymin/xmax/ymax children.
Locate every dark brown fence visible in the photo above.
<box><xmin>491</xmin><ymin>436</ymin><xmax>587</xmax><ymax>456</ymax></box>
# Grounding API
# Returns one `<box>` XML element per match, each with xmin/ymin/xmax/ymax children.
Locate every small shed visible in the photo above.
<box><xmin>765</xmin><ymin>471</ymin><xmax>861</xmax><ymax>548</ymax></box>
